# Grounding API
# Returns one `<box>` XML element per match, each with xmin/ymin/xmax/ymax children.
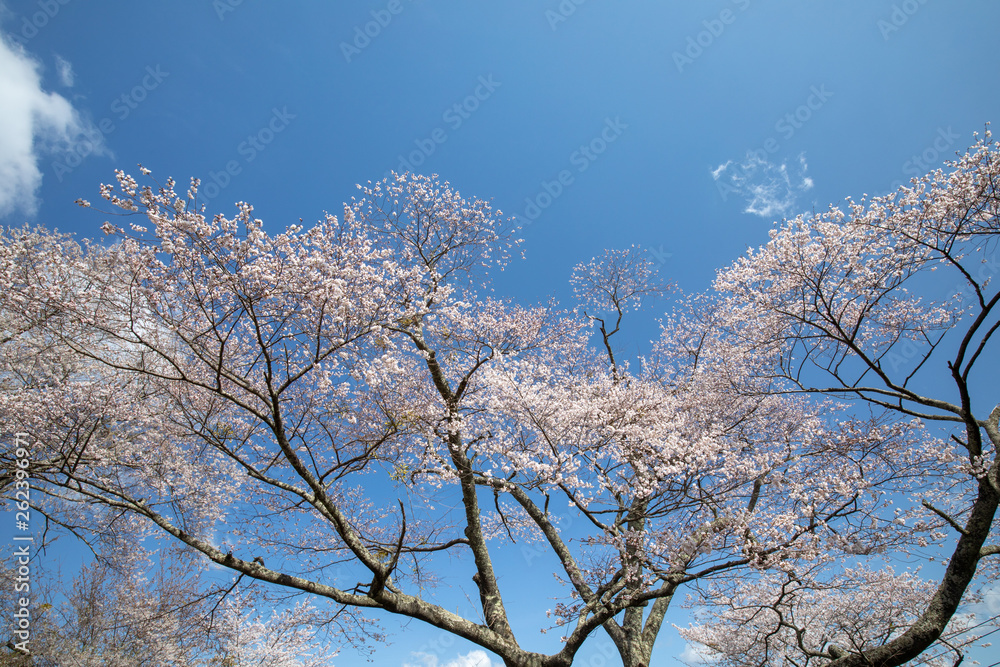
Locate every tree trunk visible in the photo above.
<box><xmin>618</xmin><ymin>639</ymin><xmax>653</xmax><ymax>667</ymax></box>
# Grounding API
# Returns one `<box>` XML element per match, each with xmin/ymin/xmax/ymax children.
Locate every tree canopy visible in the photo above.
<box><xmin>2</xmin><ymin>131</ymin><xmax>998</xmax><ymax>666</ymax></box>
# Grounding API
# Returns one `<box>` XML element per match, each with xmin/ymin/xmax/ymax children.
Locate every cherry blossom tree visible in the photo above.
<box><xmin>1</xmin><ymin>129</ymin><xmax>997</xmax><ymax>666</ymax></box>
<box><xmin>10</xmin><ymin>549</ymin><xmax>215</xmax><ymax>666</ymax></box>
<box><xmin>688</xmin><ymin>126</ymin><xmax>1000</xmax><ymax>666</ymax></box>
<box><xmin>0</xmin><ymin>549</ymin><xmax>337</xmax><ymax>666</ymax></box>
<box><xmin>0</xmin><ymin>225</ymin><xmax>348</xmax><ymax>665</ymax></box>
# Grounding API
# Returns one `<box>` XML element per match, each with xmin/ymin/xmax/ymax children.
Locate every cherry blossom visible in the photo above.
<box><xmin>2</xmin><ymin>133</ymin><xmax>998</xmax><ymax>666</ymax></box>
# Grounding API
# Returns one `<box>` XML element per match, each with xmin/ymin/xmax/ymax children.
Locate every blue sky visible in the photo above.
<box><xmin>2</xmin><ymin>1</ymin><xmax>999</xmax><ymax>664</ymax></box>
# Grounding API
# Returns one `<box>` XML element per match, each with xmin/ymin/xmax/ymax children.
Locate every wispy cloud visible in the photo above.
<box><xmin>54</xmin><ymin>53</ymin><xmax>74</xmax><ymax>86</ymax></box>
<box><xmin>403</xmin><ymin>650</ymin><xmax>499</xmax><ymax>667</ymax></box>
<box><xmin>712</xmin><ymin>151</ymin><xmax>814</xmax><ymax>219</ymax></box>
<box><xmin>0</xmin><ymin>32</ymin><xmax>100</xmax><ymax>218</ymax></box>
<box><xmin>710</xmin><ymin>160</ymin><xmax>731</xmax><ymax>180</ymax></box>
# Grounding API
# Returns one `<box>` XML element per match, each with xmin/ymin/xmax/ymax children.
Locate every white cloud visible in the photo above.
<box><xmin>712</xmin><ymin>151</ymin><xmax>814</xmax><ymax>220</ymax></box>
<box><xmin>710</xmin><ymin>159</ymin><xmax>731</xmax><ymax>180</ymax></box>
<box><xmin>0</xmin><ymin>32</ymin><xmax>101</xmax><ymax>218</ymax></box>
<box><xmin>986</xmin><ymin>582</ymin><xmax>1000</xmax><ymax>615</ymax></box>
<box><xmin>403</xmin><ymin>650</ymin><xmax>499</xmax><ymax>667</ymax></box>
<box><xmin>678</xmin><ymin>641</ymin><xmax>717</xmax><ymax>665</ymax></box>
<box><xmin>54</xmin><ymin>53</ymin><xmax>74</xmax><ymax>86</ymax></box>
